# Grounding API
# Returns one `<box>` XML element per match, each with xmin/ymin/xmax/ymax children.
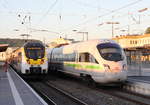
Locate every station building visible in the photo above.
<box><xmin>47</xmin><ymin>38</ymin><xmax>75</xmax><ymax>48</ymax></box>
<box><xmin>112</xmin><ymin>34</ymin><xmax>150</xmax><ymax>76</ymax></box>
<box><xmin>0</xmin><ymin>44</ymin><xmax>9</xmax><ymax>61</ymax></box>
<box><xmin>0</xmin><ymin>45</ymin><xmax>18</xmax><ymax>61</ymax></box>
<box><xmin>112</xmin><ymin>34</ymin><xmax>150</xmax><ymax>48</ymax></box>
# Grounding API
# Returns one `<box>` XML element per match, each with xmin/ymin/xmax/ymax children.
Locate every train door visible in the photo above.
<box><xmin>78</xmin><ymin>52</ymin><xmax>103</xmax><ymax>81</ymax></box>
<box><xmin>78</xmin><ymin>52</ymin><xmax>99</xmax><ymax>73</ymax></box>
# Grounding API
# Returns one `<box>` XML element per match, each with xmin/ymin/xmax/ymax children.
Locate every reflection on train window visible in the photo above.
<box><xmin>18</xmin><ymin>52</ymin><xmax>22</xmax><ymax>56</ymax></box>
<box><xmin>79</xmin><ymin>53</ymin><xmax>89</xmax><ymax>62</ymax></box>
<box><xmin>97</xmin><ymin>43</ymin><xmax>124</xmax><ymax>61</ymax></box>
<box><xmin>89</xmin><ymin>54</ymin><xmax>98</xmax><ymax>64</ymax></box>
<box><xmin>79</xmin><ymin>53</ymin><xmax>98</xmax><ymax>63</ymax></box>
<box><xmin>37</xmin><ymin>51</ymin><xmax>42</xmax><ymax>58</ymax></box>
<box><xmin>52</xmin><ymin>52</ymin><xmax>76</xmax><ymax>62</ymax></box>
<box><xmin>100</xmin><ymin>48</ymin><xmax>123</xmax><ymax>61</ymax></box>
<box><xmin>26</xmin><ymin>49</ymin><xmax>44</xmax><ymax>59</ymax></box>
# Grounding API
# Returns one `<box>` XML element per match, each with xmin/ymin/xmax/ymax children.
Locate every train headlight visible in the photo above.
<box><xmin>26</xmin><ymin>59</ymin><xmax>30</xmax><ymax>64</ymax></box>
<box><xmin>103</xmin><ymin>64</ymin><xmax>110</xmax><ymax>70</ymax></box>
<box><xmin>123</xmin><ymin>64</ymin><xmax>127</xmax><ymax>71</ymax></box>
<box><xmin>40</xmin><ymin>59</ymin><xmax>44</xmax><ymax>64</ymax></box>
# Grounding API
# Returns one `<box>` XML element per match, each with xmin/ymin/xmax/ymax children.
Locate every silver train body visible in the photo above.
<box><xmin>9</xmin><ymin>42</ymin><xmax>48</xmax><ymax>75</ymax></box>
<box><xmin>47</xmin><ymin>39</ymin><xmax>127</xmax><ymax>83</ymax></box>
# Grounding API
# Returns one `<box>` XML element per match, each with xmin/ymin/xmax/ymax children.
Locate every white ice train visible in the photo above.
<box><xmin>9</xmin><ymin>41</ymin><xmax>48</xmax><ymax>75</ymax></box>
<box><xmin>47</xmin><ymin>39</ymin><xmax>127</xmax><ymax>84</ymax></box>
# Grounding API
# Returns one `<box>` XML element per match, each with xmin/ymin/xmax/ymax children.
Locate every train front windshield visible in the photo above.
<box><xmin>24</xmin><ymin>43</ymin><xmax>45</xmax><ymax>59</ymax></box>
<box><xmin>97</xmin><ymin>43</ymin><xmax>124</xmax><ymax>61</ymax></box>
<box><xmin>25</xmin><ymin>48</ymin><xmax>45</xmax><ymax>59</ymax></box>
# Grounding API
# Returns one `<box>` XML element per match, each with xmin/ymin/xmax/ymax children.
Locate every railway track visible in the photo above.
<box><xmin>17</xmin><ymin>70</ymin><xmax>150</xmax><ymax>105</ymax></box>
<box><xmin>10</xmin><ymin>63</ymin><xmax>150</xmax><ymax>105</ymax></box>
<box><xmin>24</xmin><ymin>81</ymin><xmax>57</xmax><ymax>105</ymax></box>
<box><xmin>46</xmin><ymin>73</ymin><xmax>150</xmax><ymax>105</ymax></box>
<box><xmin>29</xmin><ymin>81</ymin><xmax>88</xmax><ymax>105</ymax></box>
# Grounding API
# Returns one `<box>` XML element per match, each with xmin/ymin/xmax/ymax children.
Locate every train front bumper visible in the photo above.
<box><xmin>25</xmin><ymin>67</ymin><xmax>48</xmax><ymax>74</ymax></box>
<box><xmin>92</xmin><ymin>71</ymin><xmax>127</xmax><ymax>84</ymax></box>
<box><xmin>22</xmin><ymin>62</ymin><xmax>48</xmax><ymax>74</ymax></box>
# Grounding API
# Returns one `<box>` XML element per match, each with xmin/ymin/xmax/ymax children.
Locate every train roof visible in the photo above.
<box><xmin>0</xmin><ymin>44</ymin><xmax>9</xmax><ymax>52</ymax></box>
<box><xmin>63</xmin><ymin>39</ymin><xmax>117</xmax><ymax>47</ymax></box>
<box><xmin>12</xmin><ymin>42</ymin><xmax>45</xmax><ymax>53</ymax></box>
<box><xmin>57</xmin><ymin>39</ymin><xmax>118</xmax><ymax>54</ymax></box>
<box><xmin>24</xmin><ymin>41</ymin><xmax>45</xmax><ymax>47</ymax></box>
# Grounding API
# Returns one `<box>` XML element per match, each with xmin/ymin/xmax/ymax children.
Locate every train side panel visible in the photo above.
<box><xmin>47</xmin><ymin>39</ymin><xmax>127</xmax><ymax>84</ymax></box>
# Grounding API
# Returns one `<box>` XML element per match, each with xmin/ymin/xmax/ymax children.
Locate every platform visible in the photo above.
<box><xmin>0</xmin><ymin>62</ymin><xmax>48</xmax><ymax>105</ymax></box>
<box><xmin>123</xmin><ymin>76</ymin><xmax>150</xmax><ymax>96</ymax></box>
<box><xmin>128</xmin><ymin>76</ymin><xmax>150</xmax><ymax>83</ymax></box>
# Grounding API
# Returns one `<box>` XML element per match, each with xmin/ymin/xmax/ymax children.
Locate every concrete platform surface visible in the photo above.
<box><xmin>124</xmin><ymin>76</ymin><xmax>150</xmax><ymax>96</ymax></box>
<box><xmin>0</xmin><ymin>65</ymin><xmax>48</xmax><ymax>105</ymax></box>
<box><xmin>128</xmin><ymin>76</ymin><xmax>150</xmax><ymax>83</ymax></box>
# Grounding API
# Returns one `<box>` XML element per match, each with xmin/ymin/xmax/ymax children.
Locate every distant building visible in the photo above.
<box><xmin>47</xmin><ymin>38</ymin><xmax>73</xmax><ymax>48</ymax></box>
<box><xmin>112</xmin><ymin>34</ymin><xmax>150</xmax><ymax>76</ymax></box>
<box><xmin>0</xmin><ymin>44</ymin><xmax>9</xmax><ymax>61</ymax></box>
<box><xmin>112</xmin><ymin>34</ymin><xmax>150</xmax><ymax>48</ymax></box>
<box><xmin>0</xmin><ymin>47</ymin><xmax>18</xmax><ymax>61</ymax></box>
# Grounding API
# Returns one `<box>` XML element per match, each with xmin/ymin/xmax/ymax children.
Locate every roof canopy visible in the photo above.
<box><xmin>0</xmin><ymin>44</ymin><xmax>9</xmax><ymax>52</ymax></box>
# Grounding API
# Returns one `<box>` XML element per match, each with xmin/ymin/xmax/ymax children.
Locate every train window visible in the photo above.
<box><xmin>61</xmin><ymin>53</ymin><xmax>76</xmax><ymax>62</ymax></box>
<box><xmin>130</xmin><ymin>40</ymin><xmax>132</xmax><ymax>44</ymax></box>
<box><xmin>24</xmin><ymin>44</ymin><xmax>45</xmax><ymax>60</ymax></box>
<box><xmin>97</xmin><ymin>43</ymin><xmax>124</xmax><ymax>61</ymax></box>
<box><xmin>79</xmin><ymin>53</ymin><xmax>90</xmax><ymax>62</ymax></box>
<box><xmin>79</xmin><ymin>53</ymin><xmax>98</xmax><ymax>63</ymax></box>
<box><xmin>89</xmin><ymin>54</ymin><xmax>98</xmax><ymax>64</ymax></box>
<box><xmin>69</xmin><ymin>53</ymin><xmax>75</xmax><ymax>61</ymax></box>
<box><xmin>18</xmin><ymin>52</ymin><xmax>22</xmax><ymax>56</ymax></box>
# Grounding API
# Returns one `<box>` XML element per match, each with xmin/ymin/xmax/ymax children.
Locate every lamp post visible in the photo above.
<box><xmin>77</xmin><ymin>31</ymin><xmax>88</xmax><ymax>41</ymax></box>
<box><xmin>138</xmin><ymin>8</ymin><xmax>148</xmax><ymax>24</ymax></box>
<box><xmin>106</xmin><ymin>21</ymin><xmax>120</xmax><ymax>38</ymax></box>
<box><xmin>14</xmin><ymin>29</ymin><xmax>30</xmax><ymax>42</ymax></box>
<box><xmin>20</xmin><ymin>34</ymin><xmax>30</xmax><ymax>42</ymax></box>
<box><xmin>29</xmin><ymin>28</ymin><xmax>60</xmax><ymax>43</ymax></box>
<box><xmin>72</xmin><ymin>30</ymin><xmax>88</xmax><ymax>41</ymax></box>
<box><xmin>138</xmin><ymin>8</ymin><xmax>148</xmax><ymax>12</ymax></box>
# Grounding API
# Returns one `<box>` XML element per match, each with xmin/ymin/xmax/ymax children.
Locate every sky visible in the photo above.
<box><xmin>0</xmin><ymin>0</ymin><xmax>150</xmax><ymax>43</ymax></box>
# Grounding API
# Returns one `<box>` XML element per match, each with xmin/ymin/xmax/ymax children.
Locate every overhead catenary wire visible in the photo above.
<box><xmin>72</xmin><ymin>0</ymin><xmax>99</xmax><ymax>8</ymax></box>
<box><xmin>36</xmin><ymin>0</ymin><xmax>59</xmax><ymax>25</ymax></box>
<box><xmin>0</xmin><ymin>0</ymin><xmax>9</xmax><ymax>10</ymax></box>
<box><xmin>72</xmin><ymin>0</ymin><xmax>111</xmax><ymax>12</ymax></box>
<box><xmin>62</xmin><ymin>0</ymin><xmax>143</xmax><ymax>32</ymax></box>
<box><xmin>0</xmin><ymin>0</ymin><xmax>146</xmax><ymax>40</ymax></box>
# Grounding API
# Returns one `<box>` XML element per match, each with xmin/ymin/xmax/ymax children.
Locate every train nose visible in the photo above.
<box><xmin>104</xmin><ymin>70</ymin><xmax>127</xmax><ymax>82</ymax></box>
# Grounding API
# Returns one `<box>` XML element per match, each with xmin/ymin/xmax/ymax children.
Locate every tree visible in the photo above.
<box><xmin>145</xmin><ymin>27</ymin><xmax>150</xmax><ymax>34</ymax></box>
